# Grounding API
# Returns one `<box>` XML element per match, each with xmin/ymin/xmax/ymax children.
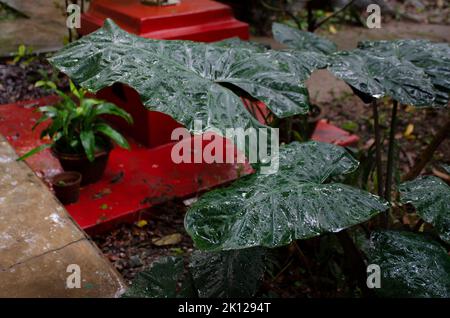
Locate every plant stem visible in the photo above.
<box><xmin>307</xmin><ymin>1</ymin><xmax>314</xmax><ymax>32</ymax></box>
<box><xmin>285</xmin><ymin>117</ymin><xmax>293</xmax><ymax>143</ymax></box>
<box><xmin>402</xmin><ymin>115</ymin><xmax>450</xmax><ymax>182</ymax></box>
<box><xmin>385</xmin><ymin>100</ymin><xmax>398</xmax><ymax>202</ymax></box>
<box><xmin>372</xmin><ymin>100</ymin><xmax>384</xmax><ymax>197</ymax></box>
<box><xmin>293</xmin><ymin>241</ymin><xmax>318</xmax><ymax>290</ymax></box>
<box><xmin>261</xmin><ymin>0</ymin><xmax>303</xmax><ymax>30</ymax></box>
<box><xmin>336</xmin><ymin>231</ymin><xmax>373</xmax><ymax>297</ymax></box>
<box><xmin>312</xmin><ymin>0</ymin><xmax>357</xmax><ymax>31</ymax></box>
<box><xmin>272</xmin><ymin>258</ymin><xmax>294</xmax><ymax>282</ymax></box>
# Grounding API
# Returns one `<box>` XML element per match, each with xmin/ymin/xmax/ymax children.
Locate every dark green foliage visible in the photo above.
<box><xmin>190</xmin><ymin>248</ymin><xmax>267</xmax><ymax>298</ymax></box>
<box><xmin>272</xmin><ymin>23</ymin><xmax>337</xmax><ymax>54</ymax></box>
<box><xmin>368</xmin><ymin>231</ymin><xmax>450</xmax><ymax>298</ymax></box>
<box><xmin>185</xmin><ymin>141</ymin><xmax>388</xmax><ymax>251</ymax></box>
<box><xmin>123</xmin><ymin>256</ymin><xmax>195</xmax><ymax>298</ymax></box>
<box><xmin>400</xmin><ymin>176</ymin><xmax>450</xmax><ymax>243</ymax></box>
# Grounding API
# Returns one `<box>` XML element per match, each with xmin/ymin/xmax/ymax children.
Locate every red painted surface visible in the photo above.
<box><xmin>67</xmin><ymin>133</ymin><xmax>252</xmax><ymax>234</ymax></box>
<box><xmin>80</xmin><ymin>0</ymin><xmax>249</xmax><ymax>42</ymax></box>
<box><xmin>241</xmin><ymin>98</ymin><xmax>360</xmax><ymax>147</ymax></box>
<box><xmin>0</xmin><ymin>96</ymin><xmax>63</xmax><ymax>177</ymax></box>
<box><xmin>0</xmin><ymin>94</ymin><xmax>358</xmax><ymax>234</ymax></box>
<box><xmin>0</xmin><ymin>99</ymin><xmax>253</xmax><ymax>234</ymax></box>
<box><xmin>312</xmin><ymin>119</ymin><xmax>360</xmax><ymax>147</ymax></box>
<box><xmin>96</xmin><ymin>84</ymin><xmax>184</xmax><ymax>148</ymax></box>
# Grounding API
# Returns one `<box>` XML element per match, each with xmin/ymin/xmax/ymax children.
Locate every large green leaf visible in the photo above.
<box><xmin>358</xmin><ymin>40</ymin><xmax>450</xmax><ymax>106</ymax></box>
<box><xmin>400</xmin><ymin>176</ymin><xmax>450</xmax><ymax>243</ymax></box>
<box><xmin>328</xmin><ymin>40</ymin><xmax>450</xmax><ymax>106</ymax></box>
<box><xmin>212</xmin><ymin>37</ymin><xmax>267</xmax><ymax>52</ymax></box>
<box><xmin>185</xmin><ymin>141</ymin><xmax>389</xmax><ymax>251</ymax></box>
<box><xmin>91</xmin><ymin>102</ymin><xmax>133</xmax><ymax>124</ymax></box>
<box><xmin>271</xmin><ymin>49</ymin><xmax>329</xmax><ymax>81</ymax></box>
<box><xmin>94</xmin><ymin>123</ymin><xmax>130</xmax><ymax>150</ymax></box>
<box><xmin>80</xmin><ymin>129</ymin><xmax>95</xmax><ymax>162</ymax></box>
<box><xmin>328</xmin><ymin>49</ymin><xmax>436</xmax><ymax>106</ymax></box>
<box><xmin>368</xmin><ymin>231</ymin><xmax>450</xmax><ymax>298</ymax></box>
<box><xmin>189</xmin><ymin>247</ymin><xmax>266</xmax><ymax>298</ymax></box>
<box><xmin>270</xmin><ymin>23</ymin><xmax>332</xmax><ymax>78</ymax></box>
<box><xmin>123</xmin><ymin>256</ymin><xmax>195</xmax><ymax>298</ymax></box>
<box><xmin>49</xmin><ymin>19</ymin><xmax>315</xmax><ymax>134</ymax></box>
<box><xmin>272</xmin><ymin>23</ymin><xmax>337</xmax><ymax>54</ymax></box>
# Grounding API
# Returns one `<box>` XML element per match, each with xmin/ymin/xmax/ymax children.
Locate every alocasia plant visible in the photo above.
<box><xmin>46</xmin><ymin>20</ymin><xmax>449</xmax><ymax>298</ymax></box>
<box><xmin>272</xmin><ymin>23</ymin><xmax>450</xmax><ymax>201</ymax></box>
<box><xmin>357</xmin><ymin>40</ymin><xmax>450</xmax><ymax>106</ymax></box>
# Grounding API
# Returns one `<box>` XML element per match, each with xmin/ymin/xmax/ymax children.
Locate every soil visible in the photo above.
<box><xmin>92</xmin><ymin>201</ymin><xmax>194</xmax><ymax>284</ymax></box>
<box><xmin>0</xmin><ymin>56</ymin><xmax>67</xmax><ymax>104</ymax></box>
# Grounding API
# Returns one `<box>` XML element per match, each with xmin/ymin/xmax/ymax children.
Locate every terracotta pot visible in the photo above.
<box><xmin>52</xmin><ymin>145</ymin><xmax>111</xmax><ymax>185</ymax></box>
<box><xmin>51</xmin><ymin>171</ymin><xmax>82</xmax><ymax>205</ymax></box>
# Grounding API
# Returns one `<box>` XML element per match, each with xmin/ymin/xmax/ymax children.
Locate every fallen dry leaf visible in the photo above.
<box><xmin>152</xmin><ymin>233</ymin><xmax>183</xmax><ymax>246</ymax></box>
<box><xmin>328</xmin><ymin>25</ymin><xmax>337</xmax><ymax>34</ymax></box>
<box><xmin>136</xmin><ymin>220</ymin><xmax>148</xmax><ymax>228</ymax></box>
<box><xmin>403</xmin><ymin>123</ymin><xmax>415</xmax><ymax>139</ymax></box>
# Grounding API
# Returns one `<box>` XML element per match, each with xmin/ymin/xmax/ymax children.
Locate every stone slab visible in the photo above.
<box><xmin>0</xmin><ymin>0</ymin><xmax>68</xmax><ymax>56</ymax></box>
<box><xmin>0</xmin><ymin>135</ymin><xmax>126</xmax><ymax>297</ymax></box>
<box><xmin>0</xmin><ymin>239</ymin><xmax>126</xmax><ymax>297</ymax></box>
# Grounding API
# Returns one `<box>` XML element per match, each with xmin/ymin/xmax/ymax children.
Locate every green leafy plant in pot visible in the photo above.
<box><xmin>18</xmin><ymin>80</ymin><xmax>133</xmax><ymax>185</ymax></box>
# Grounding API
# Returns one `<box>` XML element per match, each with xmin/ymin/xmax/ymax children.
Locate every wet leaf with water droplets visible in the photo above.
<box><xmin>189</xmin><ymin>247</ymin><xmax>267</xmax><ymax>298</ymax></box>
<box><xmin>368</xmin><ymin>231</ymin><xmax>450</xmax><ymax>297</ymax></box>
<box><xmin>185</xmin><ymin>141</ymin><xmax>389</xmax><ymax>251</ymax></box>
<box><xmin>49</xmin><ymin>19</ymin><xmax>316</xmax><ymax>134</ymax></box>
<box><xmin>123</xmin><ymin>256</ymin><xmax>194</xmax><ymax>298</ymax></box>
<box><xmin>400</xmin><ymin>176</ymin><xmax>450</xmax><ymax>243</ymax></box>
<box><xmin>272</xmin><ymin>23</ymin><xmax>337</xmax><ymax>54</ymax></box>
<box><xmin>328</xmin><ymin>40</ymin><xmax>450</xmax><ymax>106</ymax></box>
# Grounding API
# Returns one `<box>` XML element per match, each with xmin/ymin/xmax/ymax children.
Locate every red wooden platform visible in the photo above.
<box><xmin>0</xmin><ymin>95</ymin><xmax>358</xmax><ymax>234</ymax></box>
<box><xmin>0</xmin><ymin>97</ymin><xmax>253</xmax><ymax>234</ymax></box>
<box><xmin>80</xmin><ymin>0</ymin><xmax>249</xmax><ymax>42</ymax></box>
<box><xmin>312</xmin><ymin>119</ymin><xmax>359</xmax><ymax>147</ymax></box>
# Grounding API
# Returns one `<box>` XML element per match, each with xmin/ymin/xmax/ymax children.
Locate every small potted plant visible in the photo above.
<box><xmin>51</xmin><ymin>171</ymin><xmax>82</xmax><ymax>204</ymax></box>
<box><xmin>19</xmin><ymin>80</ymin><xmax>133</xmax><ymax>185</ymax></box>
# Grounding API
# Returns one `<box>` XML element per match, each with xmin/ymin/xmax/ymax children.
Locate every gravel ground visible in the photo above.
<box><xmin>0</xmin><ymin>57</ymin><xmax>66</xmax><ymax>104</ymax></box>
<box><xmin>92</xmin><ymin>201</ymin><xmax>194</xmax><ymax>284</ymax></box>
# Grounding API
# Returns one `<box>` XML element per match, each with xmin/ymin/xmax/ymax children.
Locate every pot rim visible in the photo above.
<box><xmin>51</xmin><ymin>171</ymin><xmax>82</xmax><ymax>187</ymax></box>
<box><xmin>51</xmin><ymin>141</ymin><xmax>112</xmax><ymax>160</ymax></box>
